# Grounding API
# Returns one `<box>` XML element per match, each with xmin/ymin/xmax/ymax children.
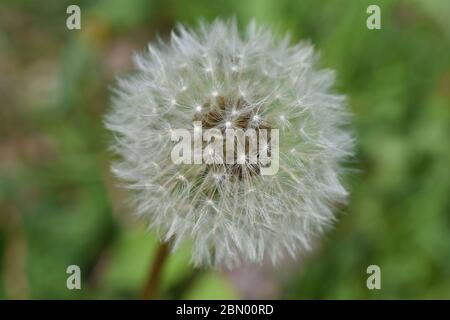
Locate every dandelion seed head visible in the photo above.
<box><xmin>105</xmin><ymin>19</ymin><xmax>354</xmax><ymax>269</ymax></box>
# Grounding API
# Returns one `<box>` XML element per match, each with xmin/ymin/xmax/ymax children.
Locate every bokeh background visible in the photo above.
<box><xmin>1</xmin><ymin>0</ymin><xmax>449</xmax><ymax>299</ymax></box>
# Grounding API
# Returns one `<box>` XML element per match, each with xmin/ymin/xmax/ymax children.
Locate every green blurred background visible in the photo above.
<box><xmin>0</xmin><ymin>0</ymin><xmax>449</xmax><ymax>299</ymax></box>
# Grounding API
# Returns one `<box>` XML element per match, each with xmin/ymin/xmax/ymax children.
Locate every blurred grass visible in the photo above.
<box><xmin>0</xmin><ymin>0</ymin><xmax>449</xmax><ymax>299</ymax></box>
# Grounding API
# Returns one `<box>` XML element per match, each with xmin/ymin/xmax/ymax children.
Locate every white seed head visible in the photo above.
<box><xmin>104</xmin><ymin>19</ymin><xmax>354</xmax><ymax>269</ymax></box>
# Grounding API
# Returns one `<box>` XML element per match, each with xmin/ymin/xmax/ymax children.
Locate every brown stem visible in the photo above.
<box><xmin>141</xmin><ymin>241</ymin><xmax>171</xmax><ymax>300</ymax></box>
